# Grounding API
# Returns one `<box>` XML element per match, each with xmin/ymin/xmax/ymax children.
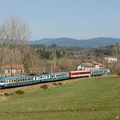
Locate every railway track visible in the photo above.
<box><xmin>0</xmin><ymin>78</ymin><xmax>76</xmax><ymax>95</ymax></box>
<box><xmin>0</xmin><ymin>74</ymin><xmax>115</xmax><ymax>95</ymax></box>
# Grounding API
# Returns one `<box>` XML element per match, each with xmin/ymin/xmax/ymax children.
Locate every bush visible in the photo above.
<box><xmin>40</xmin><ymin>84</ymin><xmax>48</xmax><ymax>89</ymax></box>
<box><xmin>4</xmin><ymin>92</ymin><xmax>14</xmax><ymax>96</ymax></box>
<box><xmin>108</xmin><ymin>63</ymin><xmax>120</xmax><ymax>75</ymax></box>
<box><xmin>58</xmin><ymin>82</ymin><xmax>62</xmax><ymax>86</ymax></box>
<box><xmin>15</xmin><ymin>90</ymin><xmax>24</xmax><ymax>94</ymax></box>
<box><xmin>53</xmin><ymin>83</ymin><xmax>58</xmax><ymax>86</ymax></box>
<box><xmin>53</xmin><ymin>82</ymin><xmax>63</xmax><ymax>86</ymax></box>
<box><xmin>4</xmin><ymin>93</ymin><xmax>9</xmax><ymax>96</ymax></box>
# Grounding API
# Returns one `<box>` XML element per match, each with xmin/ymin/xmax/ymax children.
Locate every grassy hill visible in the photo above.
<box><xmin>0</xmin><ymin>76</ymin><xmax>120</xmax><ymax>120</ymax></box>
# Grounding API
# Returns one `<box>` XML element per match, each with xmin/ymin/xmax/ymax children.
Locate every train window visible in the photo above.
<box><xmin>46</xmin><ymin>76</ymin><xmax>49</xmax><ymax>78</ymax></box>
<box><xmin>62</xmin><ymin>74</ymin><xmax>65</xmax><ymax>76</ymax></box>
<box><xmin>56</xmin><ymin>75</ymin><xmax>62</xmax><ymax>77</ymax></box>
<box><xmin>93</xmin><ymin>71</ymin><xmax>102</xmax><ymax>73</ymax></box>
<box><xmin>34</xmin><ymin>77</ymin><xmax>38</xmax><ymax>80</ymax></box>
<box><xmin>104</xmin><ymin>70</ymin><xmax>107</xmax><ymax>73</ymax></box>
<box><xmin>51</xmin><ymin>75</ymin><xmax>55</xmax><ymax>78</ymax></box>
<box><xmin>43</xmin><ymin>76</ymin><xmax>46</xmax><ymax>78</ymax></box>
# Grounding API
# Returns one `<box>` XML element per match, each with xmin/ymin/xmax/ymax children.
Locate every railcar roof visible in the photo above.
<box><xmin>0</xmin><ymin>74</ymin><xmax>42</xmax><ymax>80</ymax></box>
<box><xmin>91</xmin><ymin>69</ymin><xmax>109</xmax><ymax>71</ymax></box>
<box><xmin>70</xmin><ymin>70</ymin><xmax>91</xmax><ymax>72</ymax></box>
<box><xmin>42</xmin><ymin>72</ymin><xmax>69</xmax><ymax>76</ymax></box>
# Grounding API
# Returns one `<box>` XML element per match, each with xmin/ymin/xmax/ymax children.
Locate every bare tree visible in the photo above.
<box><xmin>0</xmin><ymin>16</ymin><xmax>31</xmax><ymax>43</ymax></box>
<box><xmin>0</xmin><ymin>16</ymin><xmax>31</xmax><ymax>77</ymax></box>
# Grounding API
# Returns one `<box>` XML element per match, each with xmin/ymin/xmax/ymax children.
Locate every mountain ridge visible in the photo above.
<box><xmin>29</xmin><ymin>37</ymin><xmax>120</xmax><ymax>48</ymax></box>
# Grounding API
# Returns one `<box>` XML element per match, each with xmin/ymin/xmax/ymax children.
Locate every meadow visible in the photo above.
<box><xmin>0</xmin><ymin>76</ymin><xmax>120</xmax><ymax>120</ymax></box>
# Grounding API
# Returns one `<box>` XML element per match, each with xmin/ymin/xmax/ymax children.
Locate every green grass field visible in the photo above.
<box><xmin>0</xmin><ymin>76</ymin><xmax>120</xmax><ymax>120</ymax></box>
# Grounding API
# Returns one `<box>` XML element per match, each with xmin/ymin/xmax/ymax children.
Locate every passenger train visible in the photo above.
<box><xmin>0</xmin><ymin>69</ymin><xmax>110</xmax><ymax>88</ymax></box>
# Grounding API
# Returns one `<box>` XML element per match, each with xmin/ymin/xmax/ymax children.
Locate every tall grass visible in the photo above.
<box><xmin>0</xmin><ymin>76</ymin><xmax>119</xmax><ymax>120</ymax></box>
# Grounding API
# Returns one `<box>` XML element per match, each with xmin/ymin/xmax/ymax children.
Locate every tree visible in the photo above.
<box><xmin>0</xmin><ymin>16</ymin><xmax>31</xmax><ymax>77</ymax></box>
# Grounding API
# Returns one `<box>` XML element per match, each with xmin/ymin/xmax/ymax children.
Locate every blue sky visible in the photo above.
<box><xmin>0</xmin><ymin>0</ymin><xmax>120</xmax><ymax>40</ymax></box>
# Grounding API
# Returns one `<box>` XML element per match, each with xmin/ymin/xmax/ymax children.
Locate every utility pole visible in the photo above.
<box><xmin>53</xmin><ymin>51</ymin><xmax>56</xmax><ymax>68</ymax></box>
<box><xmin>51</xmin><ymin>62</ymin><xmax>53</xmax><ymax>73</ymax></box>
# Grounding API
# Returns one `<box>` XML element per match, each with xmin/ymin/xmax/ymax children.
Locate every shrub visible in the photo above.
<box><xmin>4</xmin><ymin>92</ymin><xmax>14</xmax><ymax>96</ymax></box>
<box><xmin>53</xmin><ymin>83</ymin><xmax>58</xmax><ymax>86</ymax></box>
<box><xmin>40</xmin><ymin>84</ymin><xmax>48</xmax><ymax>89</ymax></box>
<box><xmin>108</xmin><ymin>63</ymin><xmax>120</xmax><ymax>75</ymax></box>
<box><xmin>58</xmin><ymin>82</ymin><xmax>62</xmax><ymax>86</ymax></box>
<box><xmin>15</xmin><ymin>90</ymin><xmax>24</xmax><ymax>94</ymax></box>
<box><xmin>4</xmin><ymin>93</ymin><xmax>9</xmax><ymax>96</ymax></box>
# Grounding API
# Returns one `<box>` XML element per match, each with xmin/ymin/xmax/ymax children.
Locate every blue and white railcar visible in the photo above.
<box><xmin>41</xmin><ymin>72</ymin><xmax>70</xmax><ymax>82</ymax></box>
<box><xmin>91</xmin><ymin>69</ymin><xmax>110</xmax><ymax>77</ymax></box>
<box><xmin>0</xmin><ymin>72</ymin><xmax>70</xmax><ymax>88</ymax></box>
<box><xmin>0</xmin><ymin>74</ymin><xmax>43</xmax><ymax>88</ymax></box>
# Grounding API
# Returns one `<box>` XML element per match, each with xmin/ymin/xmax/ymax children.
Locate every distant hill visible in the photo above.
<box><xmin>29</xmin><ymin>37</ymin><xmax>120</xmax><ymax>47</ymax></box>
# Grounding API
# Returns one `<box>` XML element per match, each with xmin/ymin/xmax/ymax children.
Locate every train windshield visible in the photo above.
<box><xmin>0</xmin><ymin>80</ymin><xmax>6</xmax><ymax>83</ymax></box>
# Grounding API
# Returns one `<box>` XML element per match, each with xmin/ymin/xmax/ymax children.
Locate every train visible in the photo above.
<box><xmin>0</xmin><ymin>69</ymin><xmax>110</xmax><ymax>88</ymax></box>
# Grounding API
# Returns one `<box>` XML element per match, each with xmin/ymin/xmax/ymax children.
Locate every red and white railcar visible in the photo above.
<box><xmin>69</xmin><ymin>70</ymin><xmax>91</xmax><ymax>78</ymax></box>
